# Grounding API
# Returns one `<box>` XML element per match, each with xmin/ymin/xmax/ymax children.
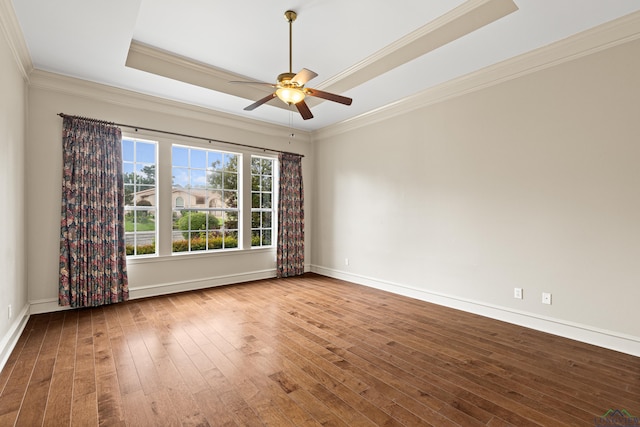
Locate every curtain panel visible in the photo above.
<box><xmin>277</xmin><ymin>153</ymin><xmax>305</xmax><ymax>278</ymax></box>
<box><xmin>59</xmin><ymin>117</ymin><xmax>129</xmax><ymax>307</ymax></box>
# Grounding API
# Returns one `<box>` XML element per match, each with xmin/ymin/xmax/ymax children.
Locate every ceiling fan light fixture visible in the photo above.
<box><xmin>276</xmin><ymin>86</ymin><xmax>305</xmax><ymax>105</ymax></box>
<box><xmin>233</xmin><ymin>9</ymin><xmax>352</xmax><ymax>119</ymax></box>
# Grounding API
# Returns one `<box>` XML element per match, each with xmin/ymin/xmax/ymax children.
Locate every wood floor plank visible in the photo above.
<box><xmin>109</xmin><ymin>334</ymin><xmax>142</xmax><ymax>396</ymax></box>
<box><xmin>159</xmin><ymin>377</ymin><xmax>212</xmax><ymax>426</ymax></box>
<box><xmin>0</xmin><ymin>319</ymin><xmax>47</xmax><ymax>422</ymax></box>
<box><xmin>121</xmin><ymin>388</ymin><xmax>182</xmax><ymax>427</ymax></box>
<box><xmin>125</xmin><ymin>327</ymin><xmax>163</xmax><ymax>396</ymax></box>
<box><xmin>71</xmin><ymin>391</ymin><xmax>98</xmax><ymax>426</ymax></box>
<box><xmin>14</xmin><ymin>355</ymin><xmax>55</xmax><ymax>427</ymax></box>
<box><xmin>0</xmin><ymin>329</ymin><xmax>30</xmax><ymax>394</ymax></box>
<box><xmin>161</xmin><ymin>333</ymin><xmax>210</xmax><ymax>394</ymax></box>
<box><xmin>42</xmin><ymin>367</ymin><xmax>74</xmax><ymax>426</ymax></box>
<box><xmin>1</xmin><ymin>274</ymin><xmax>639</xmax><ymax>426</ymax></box>
<box><xmin>96</xmin><ymin>372</ymin><xmax>125</xmax><ymax>426</ymax></box>
<box><xmin>120</xmin><ymin>388</ymin><xmax>159</xmax><ymax>427</ymax></box>
<box><xmin>193</xmin><ymin>388</ymin><xmax>239</xmax><ymax>427</ymax></box>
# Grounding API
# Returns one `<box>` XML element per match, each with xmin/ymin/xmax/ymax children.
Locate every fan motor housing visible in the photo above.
<box><xmin>277</xmin><ymin>72</ymin><xmax>298</xmax><ymax>86</ymax></box>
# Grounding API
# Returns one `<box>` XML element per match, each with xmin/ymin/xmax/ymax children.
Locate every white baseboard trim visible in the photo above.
<box><xmin>129</xmin><ymin>269</ymin><xmax>277</xmax><ymax>300</ymax></box>
<box><xmin>0</xmin><ymin>303</ymin><xmax>31</xmax><ymax>372</ymax></box>
<box><xmin>29</xmin><ymin>268</ymin><xmax>278</xmax><ymax>315</ymax></box>
<box><xmin>310</xmin><ymin>265</ymin><xmax>640</xmax><ymax>357</ymax></box>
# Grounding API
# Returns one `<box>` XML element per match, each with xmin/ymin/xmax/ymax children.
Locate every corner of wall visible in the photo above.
<box><xmin>0</xmin><ymin>0</ymin><xmax>34</xmax><ymax>79</ymax></box>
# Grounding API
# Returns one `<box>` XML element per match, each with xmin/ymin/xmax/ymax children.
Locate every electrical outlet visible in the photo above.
<box><xmin>542</xmin><ymin>292</ymin><xmax>552</xmax><ymax>305</ymax></box>
<box><xmin>8</xmin><ymin>305</ymin><xmax>11</xmax><ymax>319</ymax></box>
<box><xmin>345</xmin><ymin>258</ymin><xmax>349</xmax><ymax>266</ymax></box>
<box><xmin>513</xmin><ymin>288</ymin><xmax>523</xmax><ymax>299</ymax></box>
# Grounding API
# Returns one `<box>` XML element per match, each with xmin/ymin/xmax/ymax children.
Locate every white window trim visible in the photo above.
<box><xmin>123</xmin><ymin>137</ymin><xmax>158</xmax><ymax>258</ymax></box>
<box><xmin>250</xmin><ymin>155</ymin><xmax>277</xmax><ymax>248</ymax></box>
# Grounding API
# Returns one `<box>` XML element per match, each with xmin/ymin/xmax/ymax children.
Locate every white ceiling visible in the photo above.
<box><xmin>11</xmin><ymin>0</ymin><xmax>640</xmax><ymax>132</ymax></box>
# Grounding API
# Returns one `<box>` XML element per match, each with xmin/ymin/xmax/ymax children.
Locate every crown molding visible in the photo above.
<box><xmin>314</xmin><ymin>9</ymin><xmax>640</xmax><ymax>141</ymax></box>
<box><xmin>28</xmin><ymin>69</ymin><xmax>311</xmax><ymax>142</ymax></box>
<box><xmin>0</xmin><ymin>0</ymin><xmax>33</xmax><ymax>79</ymax></box>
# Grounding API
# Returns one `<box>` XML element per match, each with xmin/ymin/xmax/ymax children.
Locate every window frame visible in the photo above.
<box><xmin>171</xmin><ymin>144</ymin><xmax>240</xmax><ymax>254</ymax></box>
<box><xmin>251</xmin><ymin>155</ymin><xmax>276</xmax><ymax>248</ymax></box>
<box><xmin>122</xmin><ymin>132</ymin><xmax>278</xmax><ymax>261</ymax></box>
<box><xmin>122</xmin><ymin>137</ymin><xmax>158</xmax><ymax>257</ymax></box>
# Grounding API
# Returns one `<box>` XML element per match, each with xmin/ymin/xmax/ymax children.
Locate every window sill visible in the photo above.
<box><xmin>126</xmin><ymin>246</ymin><xmax>276</xmax><ymax>265</ymax></box>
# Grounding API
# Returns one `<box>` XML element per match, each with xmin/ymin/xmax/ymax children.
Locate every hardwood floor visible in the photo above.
<box><xmin>0</xmin><ymin>273</ymin><xmax>638</xmax><ymax>426</ymax></box>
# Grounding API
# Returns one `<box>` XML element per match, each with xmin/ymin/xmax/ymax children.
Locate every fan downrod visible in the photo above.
<box><xmin>284</xmin><ymin>10</ymin><xmax>297</xmax><ymax>74</ymax></box>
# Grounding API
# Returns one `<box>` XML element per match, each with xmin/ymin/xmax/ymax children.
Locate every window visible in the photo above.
<box><xmin>122</xmin><ymin>138</ymin><xmax>157</xmax><ymax>256</ymax></box>
<box><xmin>251</xmin><ymin>156</ymin><xmax>274</xmax><ymax>247</ymax></box>
<box><xmin>123</xmin><ymin>135</ymin><xmax>277</xmax><ymax>258</ymax></box>
<box><xmin>171</xmin><ymin>145</ymin><xmax>239</xmax><ymax>253</ymax></box>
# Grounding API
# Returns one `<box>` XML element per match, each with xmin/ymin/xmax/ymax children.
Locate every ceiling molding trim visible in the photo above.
<box><xmin>318</xmin><ymin>0</ymin><xmax>518</xmax><ymax>94</ymax></box>
<box><xmin>126</xmin><ymin>41</ymin><xmax>282</xmax><ymax>105</ymax></box>
<box><xmin>0</xmin><ymin>0</ymin><xmax>34</xmax><ymax>80</ymax></box>
<box><xmin>28</xmin><ymin>69</ymin><xmax>311</xmax><ymax>141</ymax></box>
<box><xmin>127</xmin><ymin>41</ymin><xmax>243</xmax><ymax>85</ymax></box>
<box><xmin>314</xmin><ymin>9</ymin><xmax>640</xmax><ymax>141</ymax></box>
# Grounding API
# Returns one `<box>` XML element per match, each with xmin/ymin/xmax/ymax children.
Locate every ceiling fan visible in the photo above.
<box><xmin>231</xmin><ymin>10</ymin><xmax>352</xmax><ymax>120</ymax></box>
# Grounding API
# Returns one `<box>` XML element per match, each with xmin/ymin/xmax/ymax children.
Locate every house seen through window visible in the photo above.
<box><xmin>171</xmin><ymin>144</ymin><xmax>239</xmax><ymax>252</ymax></box>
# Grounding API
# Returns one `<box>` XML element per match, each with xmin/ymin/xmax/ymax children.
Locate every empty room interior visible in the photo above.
<box><xmin>1</xmin><ymin>0</ymin><xmax>639</xmax><ymax>425</ymax></box>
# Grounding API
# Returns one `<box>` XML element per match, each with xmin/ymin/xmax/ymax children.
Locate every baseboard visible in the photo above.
<box><xmin>129</xmin><ymin>268</ymin><xmax>277</xmax><ymax>300</ymax></box>
<box><xmin>310</xmin><ymin>265</ymin><xmax>640</xmax><ymax>357</ymax></box>
<box><xmin>30</xmin><ymin>268</ymin><xmax>279</xmax><ymax>314</ymax></box>
<box><xmin>0</xmin><ymin>303</ymin><xmax>30</xmax><ymax>373</ymax></box>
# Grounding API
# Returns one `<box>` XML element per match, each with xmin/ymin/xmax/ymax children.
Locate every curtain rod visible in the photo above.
<box><xmin>57</xmin><ymin>113</ymin><xmax>304</xmax><ymax>158</ymax></box>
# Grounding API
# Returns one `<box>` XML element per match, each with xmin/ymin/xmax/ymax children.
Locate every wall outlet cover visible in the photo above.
<box><xmin>514</xmin><ymin>288</ymin><xmax>523</xmax><ymax>299</ymax></box>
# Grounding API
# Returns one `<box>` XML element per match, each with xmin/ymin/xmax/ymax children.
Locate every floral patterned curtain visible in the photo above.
<box><xmin>277</xmin><ymin>153</ymin><xmax>304</xmax><ymax>278</ymax></box>
<box><xmin>59</xmin><ymin>116</ymin><xmax>129</xmax><ymax>307</ymax></box>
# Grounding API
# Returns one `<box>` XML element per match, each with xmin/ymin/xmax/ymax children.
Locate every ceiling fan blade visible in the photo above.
<box><xmin>295</xmin><ymin>100</ymin><xmax>314</xmax><ymax>120</ymax></box>
<box><xmin>291</xmin><ymin>68</ymin><xmax>318</xmax><ymax>86</ymax></box>
<box><xmin>244</xmin><ymin>93</ymin><xmax>277</xmax><ymax>111</ymax></box>
<box><xmin>305</xmin><ymin>88</ymin><xmax>353</xmax><ymax>106</ymax></box>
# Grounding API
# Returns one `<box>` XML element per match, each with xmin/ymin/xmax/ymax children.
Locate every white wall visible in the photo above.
<box><xmin>312</xmin><ymin>38</ymin><xmax>640</xmax><ymax>355</ymax></box>
<box><xmin>0</xmin><ymin>14</ymin><xmax>29</xmax><ymax>368</ymax></box>
<box><xmin>26</xmin><ymin>71</ymin><xmax>313</xmax><ymax>313</ymax></box>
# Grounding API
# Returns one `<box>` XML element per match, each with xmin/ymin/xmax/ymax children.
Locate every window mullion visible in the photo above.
<box><xmin>157</xmin><ymin>141</ymin><xmax>173</xmax><ymax>256</ymax></box>
<box><xmin>242</xmin><ymin>153</ymin><xmax>252</xmax><ymax>249</ymax></box>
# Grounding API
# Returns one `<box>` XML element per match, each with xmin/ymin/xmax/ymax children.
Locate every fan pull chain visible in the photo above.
<box><xmin>288</xmin><ymin>111</ymin><xmax>294</xmax><ymax>144</ymax></box>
